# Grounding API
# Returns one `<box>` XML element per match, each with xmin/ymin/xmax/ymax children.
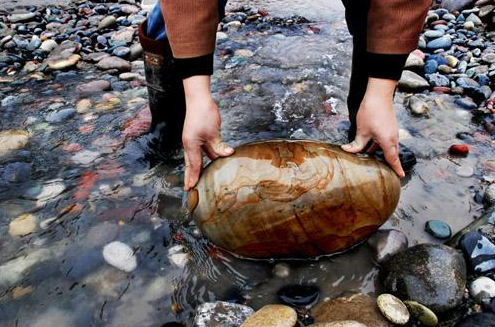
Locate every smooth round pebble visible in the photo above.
<box><xmin>425</xmin><ymin>220</ymin><xmax>452</xmax><ymax>239</ymax></box>
<box><xmin>404</xmin><ymin>301</ymin><xmax>438</xmax><ymax>327</ymax></box>
<box><xmin>240</xmin><ymin>305</ymin><xmax>297</xmax><ymax>327</ymax></box>
<box><xmin>102</xmin><ymin>241</ymin><xmax>137</xmax><ymax>272</ymax></box>
<box><xmin>377</xmin><ymin>294</ymin><xmax>410</xmax><ymax>325</ymax></box>
<box><xmin>9</xmin><ymin>213</ymin><xmax>37</xmax><ymax>236</ymax></box>
<box><xmin>469</xmin><ymin>276</ymin><xmax>495</xmax><ymax>302</ymax></box>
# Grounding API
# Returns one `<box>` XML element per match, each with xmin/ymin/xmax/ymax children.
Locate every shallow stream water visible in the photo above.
<box><xmin>1</xmin><ymin>1</ymin><xmax>495</xmax><ymax>327</ymax></box>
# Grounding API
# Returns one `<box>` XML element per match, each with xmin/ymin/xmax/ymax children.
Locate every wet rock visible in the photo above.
<box><xmin>102</xmin><ymin>241</ymin><xmax>137</xmax><ymax>272</ymax></box>
<box><xmin>113</xmin><ymin>46</ymin><xmax>130</xmax><ymax>58</ymax></box>
<box><xmin>469</xmin><ymin>276</ymin><xmax>495</xmax><ymax>302</ymax></box>
<box><xmin>96</xmin><ymin>56</ymin><xmax>131</xmax><ymax>72</ymax></box>
<box><xmin>459</xmin><ymin>232</ymin><xmax>495</xmax><ymax>273</ymax></box>
<box><xmin>277</xmin><ymin>284</ymin><xmax>319</xmax><ymax>308</ymax></box>
<box><xmin>307</xmin><ymin>323</ymin><xmax>366</xmax><ymax>327</ymax></box>
<box><xmin>449</xmin><ymin>144</ymin><xmax>469</xmax><ymax>156</ymax></box>
<box><xmin>380</xmin><ymin>244</ymin><xmax>467</xmax><ymax>313</ymax></box>
<box><xmin>24</xmin><ymin>182</ymin><xmax>66</xmax><ymax>201</ymax></box>
<box><xmin>111</xmin><ymin>27</ymin><xmax>134</xmax><ymax>44</ymax></box>
<box><xmin>367</xmin><ymin>229</ymin><xmax>408</xmax><ymax>263</ymax></box>
<box><xmin>71</xmin><ymin>150</ymin><xmax>100</xmax><ymax>165</ymax></box>
<box><xmin>441</xmin><ymin>0</ymin><xmax>474</xmax><ymax>13</ymax></box>
<box><xmin>76</xmin><ymin>99</ymin><xmax>93</xmax><ymax>114</ymax></box>
<box><xmin>456</xmin><ymin>164</ymin><xmax>475</xmax><ymax>178</ymax></box>
<box><xmin>40</xmin><ymin>39</ymin><xmax>58</xmax><ymax>53</ymax></box>
<box><xmin>47</xmin><ymin>54</ymin><xmax>81</xmax><ymax>70</ymax></box>
<box><xmin>425</xmin><ymin>220</ymin><xmax>452</xmax><ymax>239</ymax></box>
<box><xmin>76</xmin><ymin>80</ymin><xmax>111</xmax><ymax>95</ymax></box>
<box><xmin>426</xmin><ymin>37</ymin><xmax>452</xmax><ymax>51</ymax></box>
<box><xmin>428</xmin><ymin>73</ymin><xmax>450</xmax><ymax>87</ymax></box>
<box><xmin>85</xmin><ymin>52</ymin><xmax>111</xmax><ymax>63</ymax></box>
<box><xmin>484</xmin><ymin>184</ymin><xmax>495</xmax><ymax>207</ymax></box>
<box><xmin>376</xmin><ymin>294</ymin><xmax>409</xmax><ymax>325</ymax></box>
<box><xmin>313</xmin><ymin>293</ymin><xmax>392</xmax><ymax>327</ymax></box>
<box><xmin>404</xmin><ymin>301</ymin><xmax>438</xmax><ymax>327</ymax></box>
<box><xmin>445</xmin><ymin>55</ymin><xmax>459</xmax><ymax>68</ymax></box>
<box><xmin>455</xmin><ymin>313</ymin><xmax>495</xmax><ymax>327</ymax></box>
<box><xmin>240</xmin><ymin>305</ymin><xmax>297</xmax><ymax>327</ymax></box>
<box><xmin>194</xmin><ymin>301</ymin><xmax>254</xmax><ymax>327</ymax></box>
<box><xmin>9</xmin><ymin>213</ymin><xmax>37</xmax><ymax>236</ymax></box>
<box><xmin>98</xmin><ymin>16</ymin><xmax>117</xmax><ymax>30</ymax></box>
<box><xmin>466</xmin><ymin>13</ymin><xmax>482</xmax><ymax>25</ymax></box>
<box><xmin>404</xmin><ymin>53</ymin><xmax>424</xmax><ymax>70</ymax></box>
<box><xmin>167</xmin><ymin>245</ymin><xmax>190</xmax><ymax>268</ymax></box>
<box><xmin>8</xmin><ymin>12</ymin><xmax>36</xmax><ymax>23</ymax></box>
<box><xmin>0</xmin><ymin>130</ymin><xmax>29</xmax><ymax>157</ymax></box>
<box><xmin>2</xmin><ymin>162</ymin><xmax>30</xmax><ymax>183</ymax></box>
<box><xmin>408</xmin><ymin>95</ymin><xmax>430</xmax><ymax>115</ymax></box>
<box><xmin>0</xmin><ymin>248</ymin><xmax>50</xmax><ymax>287</ymax></box>
<box><xmin>455</xmin><ymin>97</ymin><xmax>478</xmax><ymax>109</ymax></box>
<box><xmin>398</xmin><ymin>71</ymin><xmax>430</xmax><ymax>91</ymax></box>
<box><xmin>45</xmin><ymin>108</ymin><xmax>77</xmax><ymax>123</ymax></box>
<box><xmin>424</xmin><ymin>59</ymin><xmax>438</xmax><ymax>74</ymax></box>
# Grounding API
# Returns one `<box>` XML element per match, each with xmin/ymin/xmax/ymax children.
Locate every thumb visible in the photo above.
<box><xmin>341</xmin><ymin>133</ymin><xmax>370</xmax><ymax>153</ymax></box>
<box><xmin>209</xmin><ymin>138</ymin><xmax>234</xmax><ymax>157</ymax></box>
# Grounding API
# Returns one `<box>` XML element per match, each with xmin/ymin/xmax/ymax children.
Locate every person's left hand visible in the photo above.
<box><xmin>341</xmin><ymin>77</ymin><xmax>405</xmax><ymax>178</ymax></box>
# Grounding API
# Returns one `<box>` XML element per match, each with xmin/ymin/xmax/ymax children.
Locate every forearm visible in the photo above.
<box><xmin>364</xmin><ymin>78</ymin><xmax>397</xmax><ymax>103</ymax></box>
<box><xmin>183</xmin><ymin>76</ymin><xmax>213</xmax><ymax>105</ymax></box>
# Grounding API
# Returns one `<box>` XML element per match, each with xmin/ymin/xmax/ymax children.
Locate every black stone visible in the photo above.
<box><xmin>380</xmin><ymin>244</ymin><xmax>467</xmax><ymax>313</ymax></box>
<box><xmin>374</xmin><ymin>143</ymin><xmax>417</xmax><ymax>172</ymax></box>
<box><xmin>277</xmin><ymin>284</ymin><xmax>320</xmax><ymax>307</ymax></box>
<box><xmin>459</xmin><ymin>232</ymin><xmax>495</xmax><ymax>273</ymax></box>
<box><xmin>455</xmin><ymin>313</ymin><xmax>495</xmax><ymax>327</ymax></box>
<box><xmin>161</xmin><ymin>323</ymin><xmax>185</xmax><ymax>327</ymax></box>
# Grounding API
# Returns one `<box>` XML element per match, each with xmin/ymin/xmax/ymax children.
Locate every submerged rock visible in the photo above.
<box><xmin>76</xmin><ymin>80</ymin><xmax>111</xmax><ymax>95</ymax></box>
<box><xmin>96</xmin><ymin>56</ymin><xmax>131</xmax><ymax>72</ymax></box>
<box><xmin>307</xmin><ymin>322</ymin><xmax>366</xmax><ymax>327</ymax></box>
<box><xmin>380</xmin><ymin>244</ymin><xmax>467</xmax><ymax>313</ymax></box>
<box><xmin>404</xmin><ymin>301</ymin><xmax>438</xmax><ymax>327</ymax></box>
<box><xmin>0</xmin><ymin>130</ymin><xmax>29</xmax><ymax>157</ymax></box>
<box><xmin>313</xmin><ymin>293</ymin><xmax>392</xmax><ymax>327</ymax></box>
<box><xmin>367</xmin><ymin>229</ymin><xmax>408</xmax><ymax>263</ymax></box>
<box><xmin>398</xmin><ymin>71</ymin><xmax>430</xmax><ymax>92</ymax></box>
<box><xmin>459</xmin><ymin>232</ymin><xmax>495</xmax><ymax>273</ymax></box>
<box><xmin>47</xmin><ymin>54</ymin><xmax>81</xmax><ymax>70</ymax></box>
<box><xmin>102</xmin><ymin>241</ymin><xmax>137</xmax><ymax>272</ymax></box>
<box><xmin>277</xmin><ymin>284</ymin><xmax>319</xmax><ymax>308</ymax></box>
<box><xmin>9</xmin><ymin>213</ymin><xmax>37</xmax><ymax>236</ymax></box>
<box><xmin>455</xmin><ymin>313</ymin><xmax>495</xmax><ymax>327</ymax></box>
<box><xmin>189</xmin><ymin>140</ymin><xmax>401</xmax><ymax>259</ymax></box>
<box><xmin>240</xmin><ymin>305</ymin><xmax>297</xmax><ymax>327</ymax></box>
<box><xmin>408</xmin><ymin>95</ymin><xmax>430</xmax><ymax>116</ymax></box>
<box><xmin>194</xmin><ymin>301</ymin><xmax>254</xmax><ymax>327</ymax></box>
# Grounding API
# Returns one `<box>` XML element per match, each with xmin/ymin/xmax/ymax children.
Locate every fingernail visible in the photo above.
<box><xmin>225</xmin><ymin>146</ymin><xmax>234</xmax><ymax>154</ymax></box>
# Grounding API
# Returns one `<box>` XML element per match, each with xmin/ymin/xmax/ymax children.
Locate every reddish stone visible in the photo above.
<box><xmin>173</xmin><ymin>232</ymin><xmax>185</xmax><ymax>243</ymax></box>
<box><xmin>73</xmin><ymin>171</ymin><xmax>99</xmax><ymax>201</ymax></box>
<box><xmin>431</xmin><ymin>20</ymin><xmax>447</xmax><ymax>26</ymax></box>
<box><xmin>62</xmin><ymin>143</ymin><xmax>82</xmax><ymax>152</ymax></box>
<box><xmin>449</xmin><ymin>144</ymin><xmax>469</xmax><ymax>156</ymax></box>
<box><xmin>432</xmin><ymin>86</ymin><xmax>451</xmax><ymax>94</ymax></box>
<box><xmin>78</xmin><ymin>124</ymin><xmax>94</xmax><ymax>134</ymax></box>
<box><xmin>122</xmin><ymin>106</ymin><xmax>151</xmax><ymax>140</ymax></box>
<box><xmin>96</xmin><ymin>160</ymin><xmax>125</xmax><ymax>179</ymax></box>
<box><xmin>59</xmin><ymin>203</ymin><xmax>84</xmax><ymax>217</ymax></box>
<box><xmin>258</xmin><ymin>9</ymin><xmax>269</xmax><ymax>16</ymax></box>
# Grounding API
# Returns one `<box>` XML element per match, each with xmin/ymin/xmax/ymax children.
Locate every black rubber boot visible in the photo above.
<box><xmin>138</xmin><ymin>20</ymin><xmax>185</xmax><ymax>160</ymax></box>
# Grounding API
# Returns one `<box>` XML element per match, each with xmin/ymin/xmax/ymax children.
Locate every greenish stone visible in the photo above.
<box><xmin>425</xmin><ymin>220</ymin><xmax>452</xmax><ymax>239</ymax></box>
<box><xmin>404</xmin><ymin>301</ymin><xmax>438</xmax><ymax>327</ymax></box>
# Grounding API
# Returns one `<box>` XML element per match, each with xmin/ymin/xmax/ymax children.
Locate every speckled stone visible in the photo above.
<box><xmin>194</xmin><ymin>301</ymin><xmax>254</xmax><ymax>327</ymax></box>
<box><xmin>240</xmin><ymin>305</ymin><xmax>297</xmax><ymax>327</ymax></box>
<box><xmin>404</xmin><ymin>301</ymin><xmax>438</xmax><ymax>327</ymax></box>
<box><xmin>377</xmin><ymin>294</ymin><xmax>410</xmax><ymax>325</ymax></box>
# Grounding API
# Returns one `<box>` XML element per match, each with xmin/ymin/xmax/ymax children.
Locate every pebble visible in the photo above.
<box><xmin>428</xmin><ymin>73</ymin><xmax>450</xmax><ymax>87</ymax></box>
<box><xmin>469</xmin><ymin>276</ymin><xmax>495</xmax><ymax>302</ymax></box>
<box><xmin>425</xmin><ymin>220</ymin><xmax>452</xmax><ymax>239</ymax></box>
<box><xmin>40</xmin><ymin>39</ymin><xmax>58</xmax><ymax>53</ymax></box>
<box><xmin>273</xmin><ymin>263</ymin><xmax>290</xmax><ymax>278</ymax></box>
<box><xmin>24</xmin><ymin>182</ymin><xmax>66</xmax><ymax>201</ymax></box>
<box><xmin>119</xmin><ymin>72</ymin><xmax>141</xmax><ymax>81</ymax></box>
<box><xmin>47</xmin><ymin>54</ymin><xmax>81</xmax><ymax>70</ymax></box>
<box><xmin>449</xmin><ymin>144</ymin><xmax>469</xmax><ymax>156</ymax></box>
<box><xmin>194</xmin><ymin>301</ymin><xmax>254</xmax><ymax>327</ymax></box>
<box><xmin>76</xmin><ymin>99</ymin><xmax>93</xmax><ymax>114</ymax></box>
<box><xmin>9</xmin><ymin>213</ymin><xmax>37</xmax><ymax>236</ymax></box>
<box><xmin>111</xmin><ymin>27</ymin><xmax>134</xmax><ymax>44</ymax></box>
<box><xmin>376</xmin><ymin>294</ymin><xmax>409</xmax><ymax>325</ymax></box>
<box><xmin>466</xmin><ymin>13</ymin><xmax>483</xmax><ymax>25</ymax></box>
<box><xmin>2</xmin><ymin>162</ymin><xmax>31</xmax><ymax>183</ymax></box>
<box><xmin>455</xmin><ymin>97</ymin><xmax>478</xmax><ymax>109</ymax></box>
<box><xmin>424</xmin><ymin>59</ymin><xmax>438</xmax><ymax>74</ymax></box>
<box><xmin>168</xmin><ymin>245</ymin><xmax>190</xmax><ymax>268</ymax></box>
<box><xmin>381</xmin><ymin>244</ymin><xmax>466</xmax><ymax>313</ymax></box>
<box><xmin>367</xmin><ymin>229</ymin><xmax>408</xmax><ymax>263</ymax></box>
<box><xmin>457</xmin><ymin>164</ymin><xmax>475</xmax><ymax>177</ymax></box>
<box><xmin>71</xmin><ymin>150</ymin><xmax>101</xmax><ymax>165</ymax></box>
<box><xmin>445</xmin><ymin>55</ymin><xmax>459</xmax><ymax>67</ymax></box>
<box><xmin>45</xmin><ymin>108</ymin><xmax>77</xmax><ymax>123</ymax></box>
<box><xmin>459</xmin><ymin>231</ymin><xmax>495</xmax><ymax>273</ymax></box>
<box><xmin>404</xmin><ymin>301</ymin><xmax>438</xmax><ymax>327</ymax></box>
<box><xmin>484</xmin><ymin>184</ymin><xmax>495</xmax><ymax>207</ymax></box>
<box><xmin>307</xmin><ymin>322</ymin><xmax>366</xmax><ymax>327</ymax></box>
<box><xmin>96</xmin><ymin>56</ymin><xmax>131</xmax><ymax>72</ymax></box>
<box><xmin>102</xmin><ymin>241</ymin><xmax>137</xmax><ymax>272</ymax></box>
<box><xmin>8</xmin><ymin>12</ymin><xmax>36</xmax><ymax>23</ymax></box>
<box><xmin>98</xmin><ymin>16</ymin><xmax>117</xmax><ymax>30</ymax></box>
<box><xmin>76</xmin><ymin>80</ymin><xmax>111</xmax><ymax>95</ymax></box>
<box><xmin>277</xmin><ymin>284</ymin><xmax>320</xmax><ymax>308</ymax></box>
<box><xmin>426</xmin><ymin>37</ymin><xmax>452</xmax><ymax>50</ymax></box>
<box><xmin>0</xmin><ymin>130</ymin><xmax>29</xmax><ymax>157</ymax></box>
<box><xmin>456</xmin><ymin>313</ymin><xmax>495</xmax><ymax>327</ymax></box>
<box><xmin>398</xmin><ymin>71</ymin><xmax>430</xmax><ymax>91</ymax></box>
<box><xmin>404</xmin><ymin>53</ymin><xmax>424</xmax><ymax>70</ymax></box>
<box><xmin>240</xmin><ymin>305</ymin><xmax>297</xmax><ymax>327</ymax></box>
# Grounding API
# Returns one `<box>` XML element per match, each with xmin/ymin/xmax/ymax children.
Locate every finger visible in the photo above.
<box><xmin>209</xmin><ymin>138</ymin><xmax>234</xmax><ymax>157</ymax></box>
<box><xmin>202</xmin><ymin>144</ymin><xmax>218</xmax><ymax>161</ymax></box>
<box><xmin>183</xmin><ymin>150</ymin><xmax>190</xmax><ymax>191</ymax></box>
<box><xmin>185</xmin><ymin>145</ymin><xmax>203</xmax><ymax>190</ymax></box>
<box><xmin>381</xmin><ymin>140</ymin><xmax>405</xmax><ymax>178</ymax></box>
<box><xmin>341</xmin><ymin>133</ymin><xmax>370</xmax><ymax>153</ymax></box>
<box><xmin>366</xmin><ymin>142</ymin><xmax>380</xmax><ymax>155</ymax></box>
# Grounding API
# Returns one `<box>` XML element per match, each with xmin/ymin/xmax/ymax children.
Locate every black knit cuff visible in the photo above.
<box><xmin>175</xmin><ymin>53</ymin><xmax>214</xmax><ymax>80</ymax></box>
<box><xmin>366</xmin><ymin>53</ymin><xmax>408</xmax><ymax>81</ymax></box>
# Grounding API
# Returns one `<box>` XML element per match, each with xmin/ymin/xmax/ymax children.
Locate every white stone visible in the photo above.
<box><xmin>0</xmin><ymin>248</ymin><xmax>51</xmax><ymax>287</ymax></box>
<box><xmin>102</xmin><ymin>241</ymin><xmax>137</xmax><ymax>272</ymax></box>
<box><xmin>9</xmin><ymin>213</ymin><xmax>37</xmax><ymax>236</ymax></box>
<box><xmin>466</xmin><ymin>13</ymin><xmax>482</xmax><ymax>26</ymax></box>
<box><xmin>40</xmin><ymin>39</ymin><xmax>58</xmax><ymax>53</ymax></box>
<box><xmin>8</xmin><ymin>12</ymin><xmax>36</xmax><ymax>23</ymax></box>
<box><xmin>377</xmin><ymin>294</ymin><xmax>410</xmax><ymax>325</ymax></box>
<box><xmin>456</xmin><ymin>165</ymin><xmax>474</xmax><ymax>178</ymax></box>
<box><xmin>217</xmin><ymin>32</ymin><xmax>228</xmax><ymax>41</ymax></box>
<box><xmin>195</xmin><ymin>302</ymin><xmax>255</xmax><ymax>327</ymax></box>
<box><xmin>71</xmin><ymin>150</ymin><xmax>100</xmax><ymax>165</ymax></box>
<box><xmin>469</xmin><ymin>276</ymin><xmax>495</xmax><ymax>301</ymax></box>
<box><xmin>404</xmin><ymin>53</ymin><xmax>424</xmax><ymax>70</ymax></box>
<box><xmin>24</xmin><ymin>182</ymin><xmax>66</xmax><ymax>201</ymax></box>
<box><xmin>168</xmin><ymin>245</ymin><xmax>190</xmax><ymax>268</ymax></box>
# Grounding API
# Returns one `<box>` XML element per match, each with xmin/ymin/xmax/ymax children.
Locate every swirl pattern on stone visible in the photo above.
<box><xmin>189</xmin><ymin>140</ymin><xmax>400</xmax><ymax>258</ymax></box>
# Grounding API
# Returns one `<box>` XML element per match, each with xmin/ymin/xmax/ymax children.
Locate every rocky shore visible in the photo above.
<box><xmin>1</xmin><ymin>0</ymin><xmax>495</xmax><ymax>326</ymax></box>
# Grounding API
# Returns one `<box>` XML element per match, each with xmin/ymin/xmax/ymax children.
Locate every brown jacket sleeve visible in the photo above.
<box><xmin>160</xmin><ymin>0</ymin><xmax>219</xmax><ymax>58</ymax></box>
<box><xmin>367</xmin><ymin>0</ymin><xmax>431</xmax><ymax>54</ymax></box>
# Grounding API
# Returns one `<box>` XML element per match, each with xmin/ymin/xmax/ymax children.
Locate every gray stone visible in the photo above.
<box><xmin>426</xmin><ymin>37</ymin><xmax>452</xmax><ymax>50</ymax></box>
<box><xmin>76</xmin><ymin>80</ymin><xmax>111</xmax><ymax>95</ymax></box>
<box><xmin>380</xmin><ymin>244</ymin><xmax>467</xmax><ymax>313</ymax></box>
<box><xmin>194</xmin><ymin>301</ymin><xmax>254</xmax><ymax>327</ymax></box>
<box><xmin>98</xmin><ymin>16</ymin><xmax>117</xmax><ymax>30</ymax></box>
<box><xmin>484</xmin><ymin>184</ymin><xmax>495</xmax><ymax>207</ymax></box>
<box><xmin>466</xmin><ymin>13</ymin><xmax>482</xmax><ymax>26</ymax></box>
<box><xmin>441</xmin><ymin>0</ymin><xmax>475</xmax><ymax>13</ymax></box>
<box><xmin>8</xmin><ymin>12</ymin><xmax>36</xmax><ymax>23</ymax></box>
<box><xmin>405</xmin><ymin>53</ymin><xmax>424</xmax><ymax>70</ymax></box>
<box><xmin>456</xmin><ymin>313</ymin><xmax>495</xmax><ymax>327</ymax></box>
<box><xmin>96</xmin><ymin>56</ymin><xmax>131</xmax><ymax>72</ymax></box>
<box><xmin>398</xmin><ymin>71</ymin><xmax>430</xmax><ymax>91</ymax></box>
<box><xmin>367</xmin><ymin>229</ymin><xmax>408</xmax><ymax>263</ymax></box>
<box><xmin>2</xmin><ymin>162</ymin><xmax>31</xmax><ymax>183</ymax></box>
<box><xmin>428</xmin><ymin>73</ymin><xmax>450</xmax><ymax>87</ymax></box>
<box><xmin>455</xmin><ymin>97</ymin><xmax>478</xmax><ymax>109</ymax></box>
<box><xmin>45</xmin><ymin>108</ymin><xmax>77</xmax><ymax>123</ymax></box>
<box><xmin>424</xmin><ymin>30</ymin><xmax>445</xmax><ymax>39</ymax></box>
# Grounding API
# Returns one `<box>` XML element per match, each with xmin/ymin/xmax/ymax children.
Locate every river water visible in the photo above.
<box><xmin>1</xmin><ymin>1</ymin><xmax>494</xmax><ymax>327</ymax></box>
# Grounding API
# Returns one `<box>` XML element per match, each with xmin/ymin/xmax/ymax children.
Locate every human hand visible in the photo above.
<box><xmin>341</xmin><ymin>77</ymin><xmax>405</xmax><ymax>178</ymax></box>
<box><xmin>182</xmin><ymin>75</ymin><xmax>234</xmax><ymax>191</ymax></box>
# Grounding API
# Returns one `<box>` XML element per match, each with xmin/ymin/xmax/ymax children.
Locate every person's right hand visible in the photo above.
<box><xmin>182</xmin><ymin>75</ymin><xmax>234</xmax><ymax>191</ymax></box>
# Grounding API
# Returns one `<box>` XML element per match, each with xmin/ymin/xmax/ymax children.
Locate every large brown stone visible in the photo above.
<box><xmin>240</xmin><ymin>305</ymin><xmax>297</xmax><ymax>327</ymax></box>
<box><xmin>313</xmin><ymin>293</ymin><xmax>393</xmax><ymax>327</ymax></box>
<box><xmin>190</xmin><ymin>140</ymin><xmax>400</xmax><ymax>258</ymax></box>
